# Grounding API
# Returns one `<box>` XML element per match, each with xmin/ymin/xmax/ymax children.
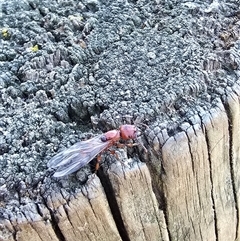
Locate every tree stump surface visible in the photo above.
<box><xmin>1</xmin><ymin>1</ymin><xmax>240</xmax><ymax>241</ymax></box>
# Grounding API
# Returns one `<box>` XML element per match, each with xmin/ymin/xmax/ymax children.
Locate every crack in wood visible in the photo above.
<box><xmin>223</xmin><ymin>95</ymin><xmax>240</xmax><ymax>240</ymax></box>
<box><xmin>97</xmin><ymin>168</ymin><xmax>131</xmax><ymax>241</ymax></box>
<box><xmin>200</xmin><ymin>114</ymin><xmax>219</xmax><ymax>241</ymax></box>
<box><xmin>41</xmin><ymin>193</ymin><xmax>66</xmax><ymax>241</ymax></box>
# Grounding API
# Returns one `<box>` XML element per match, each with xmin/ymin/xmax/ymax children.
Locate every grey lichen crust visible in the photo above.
<box><xmin>0</xmin><ymin>0</ymin><xmax>240</xmax><ymax>232</ymax></box>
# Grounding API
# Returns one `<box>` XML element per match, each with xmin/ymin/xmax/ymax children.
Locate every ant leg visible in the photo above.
<box><xmin>125</xmin><ymin>143</ymin><xmax>139</xmax><ymax>148</ymax></box>
<box><xmin>87</xmin><ymin>154</ymin><xmax>102</xmax><ymax>183</ymax></box>
<box><xmin>107</xmin><ymin>147</ymin><xmax>129</xmax><ymax>166</ymax></box>
<box><xmin>136</xmin><ymin>136</ymin><xmax>148</xmax><ymax>153</ymax></box>
<box><xmin>95</xmin><ymin>154</ymin><xmax>102</xmax><ymax>173</ymax></box>
<box><xmin>117</xmin><ymin>142</ymin><xmax>147</xmax><ymax>152</ymax></box>
<box><xmin>116</xmin><ymin>142</ymin><xmax>138</xmax><ymax>148</ymax></box>
<box><xmin>108</xmin><ymin>149</ymin><xmax>119</xmax><ymax>159</ymax></box>
<box><xmin>108</xmin><ymin>148</ymin><xmax>126</xmax><ymax>166</ymax></box>
<box><xmin>116</xmin><ymin>143</ymin><xmax>125</xmax><ymax>148</ymax></box>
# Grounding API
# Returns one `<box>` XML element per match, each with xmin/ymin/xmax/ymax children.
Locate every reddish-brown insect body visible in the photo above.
<box><xmin>48</xmin><ymin>124</ymin><xmax>144</xmax><ymax>177</ymax></box>
<box><xmin>119</xmin><ymin>124</ymin><xmax>137</xmax><ymax>140</ymax></box>
<box><xmin>101</xmin><ymin>129</ymin><xmax>120</xmax><ymax>142</ymax></box>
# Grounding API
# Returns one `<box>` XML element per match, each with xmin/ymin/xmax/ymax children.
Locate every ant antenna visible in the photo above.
<box><xmin>122</xmin><ymin>115</ymin><xmax>133</xmax><ymax>124</ymax></box>
<box><xmin>136</xmin><ymin>122</ymin><xmax>149</xmax><ymax>129</ymax></box>
<box><xmin>135</xmin><ymin>123</ymin><xmax>148</xmax><ymax>153</ymax></box>
<box><xmin>136</xmin><ymin>136</ymin><xmax>148</xmax><ymax>153</ymax></box>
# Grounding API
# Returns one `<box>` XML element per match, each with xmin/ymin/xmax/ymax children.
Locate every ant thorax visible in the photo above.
<box><xmin>101</xmin><ymin>129</ymin><xmax>121</xmax><ymax>142</ymax></box>
<box><xmin>119</xmin><ymin>125</ymin><xmax>137</xmax><ymax>140</ymax></box>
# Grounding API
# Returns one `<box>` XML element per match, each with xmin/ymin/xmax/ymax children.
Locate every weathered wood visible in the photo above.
<box><xmin>0</xmin><ymin>202</ymin><xmax>58</xmax><ymax>241</ymax></box>
<box><xmin>44</xmin><ymin>177</ymin><xmax>121</xmax><ymax>241</ymax></box>
<box><xmin>225</xmin><ymin>84</ymin><xmax>240</xmax><ymax>241</ymax></box>
<box><xmin>1</xmin><ymin>0</ymin><xmax>240</xmax><ymax>240</ymax></box>
<box><xmin>0</xmin><ymin>177</ymin><xmax>121</xmax><ymax>241</ymax></box>
<box><xmin>202</xmin><ymin>102</ymin><xmax>237</xmax><ymax>241</ymax></box>
<box><xmin>160</xmin><ymin>121</ymin><xmax>215</xmax><ymax>241</ymax></box>
<box><xmin>147</xmin><ymin>100</ymin><xmax>240</xmax><ymax>241</ymax></box>
<box><xmin>2</xmin><ymin>98</ymin><xmax>240</xmax><ymax>241</ymax></box>
<box><xmin>0</xmin><ymin>220</ymin><xmax>15</xmax><ymax>241</ymax></box>
<box><xmin>107</xmin><ymin>157</ymin><xmax>169</xmax><ymax>241</ymax></box>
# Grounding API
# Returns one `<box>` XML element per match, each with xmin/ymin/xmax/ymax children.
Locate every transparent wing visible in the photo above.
<box><xmin>48</xmin><ymin>135</ymin><xmax>110</xmax><ymax>177</ymax></box>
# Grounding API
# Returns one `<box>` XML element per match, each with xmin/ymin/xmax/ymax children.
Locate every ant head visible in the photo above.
<box><xmin>119</xmin><ymin>120</ymin><xmax>148</xmax><ymax>153</ymax></box>
<box><xmin>119</xmin><ymin>123</ymin><xmax>148</xmax><ymax>140</ymax></box>
<box><xmin>119</xmin><ymin>124</ymin><xmax>137</xmax><ymax>140</ymax></box>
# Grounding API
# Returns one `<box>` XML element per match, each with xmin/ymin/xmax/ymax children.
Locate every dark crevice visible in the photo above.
<box><xmin>205</xmin><ymin>132</ymin><xmax>218</xmax><ymax>241</ymax></box>
<box><xmin>143</xmin><ymin>133</ymin><xmax>172</xmax><ymax>241</ymax></box>
<box><xmin>97</xmin><ymin>168</ymin><xmax>131</xmax><ymax>241</ymax></box>
<box><xmin>9</xmin><ymin>219</ymin><xmax>17</xmax><ymax>241</ymax></box>
<box><xmin>22</xmin><ymin>211</ymin><xmax>43</xmax><ymax>241</ymax></box>
<box><xmin>67</xmin><ymin>103</ymin><xmax>91</xmax><ymax>125</ymax></box>
<box><xmin>199</xmin><ymin>113</ymin><xmax>218</xmax><ymax>241</ymax></box>
<box><xmin>222</xmin><ymin>98</ymin><xmax>239</xmax><ymax>240</ymax></box>
<box><xmin>41</xmin><ymin>194</ymin><xmax>66</xmax><ymax>241</ymax></box>
<box><xmin>154</xmin><ymin>174</ymin><xmax>172</xmax><ymax>241</ymax></box>
<box><xmin>62</xmin><ymin>203</ymin><xmax>74</xmax><ymax>228</ymax></box>
<box><xmin>183</xmin><ymin>126</ymin><xmax>205</xmax><ymax>213</ymax></box>
<box><xmin>184</xmin><ymin>128</ymin><xmax>195</xmax><ymax>174</ymax></box>
<box><xmin>137</xmin><ymin>162</ymin><xmax>165</xmax><ymax>236</ymax></box>
<box><xmin>48</xmin><ymin>209</ymin><xmax>66</xmax><ymax>241</ymax></box>
<box><xmin>147</xmin><ymin>161</ymin><xmax>172</xmax><ymax>241</ymax></box>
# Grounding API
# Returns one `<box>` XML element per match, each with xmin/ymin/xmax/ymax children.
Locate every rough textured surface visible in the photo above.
<box><xmin>43</xmin><ymin>177</ymin><xmax>121</xmax><ymax>241</ymax></box>
<box><xmin>1</xmin><ymin>0</ymin><xmax>240</xmax><ymax>240</ymax></box>
<box><xmin>155</xmin><ymin>103</ymin><xmax>236</xmax><ymax>241</ymax></box>
<box><xmin>106</xmin><ymin>155</ymin><xmax>168</xmax><ymax>241</ymax></box>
